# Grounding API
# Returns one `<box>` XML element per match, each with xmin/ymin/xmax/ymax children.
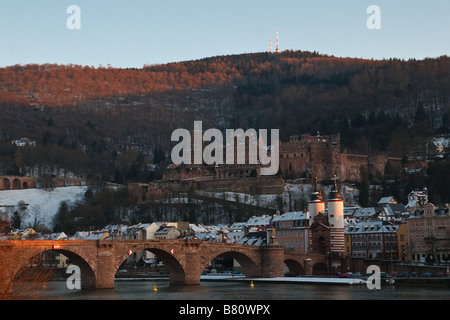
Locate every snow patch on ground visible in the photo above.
<box><xmin>198</xmin><ymin>182</ymin><xmax>359</xmax><ymax>210</ymax></box>
<box><xmin>0</xmin><ymin>186</ymin><xmax>88</xmax><ymax>230</ymax></box>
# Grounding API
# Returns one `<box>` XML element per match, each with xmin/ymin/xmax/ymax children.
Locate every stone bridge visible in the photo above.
<box><xmin>0</xmin><ymin>239</ymin><xmax>327</xmax><ymax>289</ymax></box>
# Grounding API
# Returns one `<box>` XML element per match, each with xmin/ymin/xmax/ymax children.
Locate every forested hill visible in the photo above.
<box><xmin>0</xmin><ymin>51</ymin><xmax>450</xmax><ymax>183</ymax></box>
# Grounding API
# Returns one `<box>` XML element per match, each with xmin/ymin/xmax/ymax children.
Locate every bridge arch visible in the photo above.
<box><xmin>4</xmin><ymin>246</ymin><xmax>96</xmax><ymax>291</ymax></box>
<box><xmin>114</xmin><ymin>246</ymin><xmax>186</xmax><ymax>285</ymax></box>
<box><xmin>55</xmin><ymin>249</ymin><xmax>97</xmax><ymax>289</ymax></box>
<box><xmin>201</xmin><ymin>248</ymin><xmax>260</xmax><ymax>279</ymax></box>
<box><xmin>284</xmin><ymin>258</ymin><xmax>306</xmax><ymax>276</ymax></box>
<box><xmin>312</xmin><ymin>262</ymin><xmax>328</xmax><ymax>275</ymax></box>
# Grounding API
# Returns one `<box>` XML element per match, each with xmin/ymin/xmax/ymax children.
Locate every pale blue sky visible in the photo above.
<box><xmin>0</xmin><ymin>0</ymin><xmax>449</xmax><ymax>68</ymax></box>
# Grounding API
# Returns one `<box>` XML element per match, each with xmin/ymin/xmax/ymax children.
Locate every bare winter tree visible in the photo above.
<box><xmin>0</xmin><ymin>247</ymin><xmax>53</xmax><ymax>300</ymax></box>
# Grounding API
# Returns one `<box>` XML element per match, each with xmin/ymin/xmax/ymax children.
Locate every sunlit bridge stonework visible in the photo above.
<box><xmin>0</xmin><ymin>239</ymin><xmax>327</xmax><ymax>289</ymax></box>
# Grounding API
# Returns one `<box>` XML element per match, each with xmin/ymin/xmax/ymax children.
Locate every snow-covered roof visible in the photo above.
<box><xmin>378</xmin><ymin>196</ymin><xmax>396</xmax><ymax>205</ymax></box>
<box><xmin>72</xmin><ymin>231</ymin><xmax>110</xmax><ymax>240</ymax></box>
<box><xmin>155</xmin><ymin>226</ymin><xmax>176</xmax><ymax>235</ymax></box>
<box><xmin>344</xmin><ymin>207</ymin><xmax>359</xmax><ymax>216</ymax></box>
<box><xmin>238</xmin><ymin>231</ymin><xmax>267</xmax><ymax>246</ymax></box>
<box><xmin>272</xmin><ymin>211</ymin><xmax>309</xmax><ymax>222</ymax></box>
<box><xmin>100</xmin><ymin>224</ymin><xmax>128</xmax><ymax>234</ymax></box>
<box><xmin>345</xmin><ymin>221</ymin><xmax>399</xmax><ymax>234</ymax></box>
<box><xmin>229</xmin><ymin>222</ymin><xmax>247</xmax><ymax>231</ymax></box>
<box><xmin>189</xmin><ymin>224</ymin><xmax>209</xmax><ymax>233</ymax></box>
<box><xmin>405</xmin><ymin>200</ymin><xmax>418</xmax><ymax>208</ymax></box>
<box><xmin>36</xmin><ymin>232</ymin><xmax>67</xmax><ymax>240</ymax></box>
<box><xmin>246</xmin><ymin>215</ymin><xmax>272</xmax><ymax>226</ymax></box>
<box><xmin>344</xmin><ymin>217</ymin><xmax>358</xmax><ymax>227</ymax></box>
<box><xmin>353</xmin><ymin>207</ymin><xmax>377</xmax><ymax>219</ymax></box>
<box><xmin>382</xmin><ymin>206</ymin><xmax>395</xmax><ymax>217</ymax></box>
<box><xmin>194</xmin><ymin>233</ymin><xmax>219</xmax><ymax>242</ymax></box>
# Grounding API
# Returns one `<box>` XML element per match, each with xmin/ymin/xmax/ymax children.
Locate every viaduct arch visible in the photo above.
<box><xmin>1</xmin><ymin>176</ymin><xmax>37</xmax><ymax>190</ymax></box>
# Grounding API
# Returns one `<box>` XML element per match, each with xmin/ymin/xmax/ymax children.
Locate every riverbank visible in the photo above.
<box><xmin>113</xmin><ymin>274</ymin><xmax>450</xmax><ymax>287</ymax></box>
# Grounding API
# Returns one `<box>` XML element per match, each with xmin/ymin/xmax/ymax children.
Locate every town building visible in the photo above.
<box><xmin>407</xmin><ymin>202</ymin><xmax>450</xmax><ymax>264</ymax></box>
<box><xmin>270</xmin><ymin>211</ymin><xmax>310</xmax><ymax>253</ymax></box>
<box><xmin>154</xmin><ymin>225</ymin><xmax>181</xmax><ymax>240</ymax></box>
<box><xmin>397</xmin><ymin>222</ymin><xmax>409</xmax><ymax>262</ymax></box>
<box><xmin>8</xmin><ymin>228</ymin><xmax>37</xmax><ymax>240</ymax></box>
<box><xmin>345</xmin><ymin>220</ymin><xmax>399</xmax><ymax>260</ymax></box>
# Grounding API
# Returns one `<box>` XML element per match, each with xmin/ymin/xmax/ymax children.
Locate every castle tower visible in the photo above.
<box><xmin>308</xmin><ymin>177</ymin><xmax>325</xmax><ymax>226</ymax></box>
<box><xmin>327</xmin><ymin>175</ymin><xmax>345</xmax><ymax>256</ymax></box>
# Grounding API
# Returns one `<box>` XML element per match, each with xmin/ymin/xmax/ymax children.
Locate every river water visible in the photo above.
<box><xmin>30</xmin><ymin>278</ymin><xmax>450</xmax><ymax>300</ymax></box>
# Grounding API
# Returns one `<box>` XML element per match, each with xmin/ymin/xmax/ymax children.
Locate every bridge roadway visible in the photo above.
<box><xmin>0</xmin><ymin>239</ymin><xmax>327</xmax><ymax>289</ymax></box>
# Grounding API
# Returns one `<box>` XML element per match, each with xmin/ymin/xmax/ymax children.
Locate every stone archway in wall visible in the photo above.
<box><xmin>12</xmin><ymin>178</ymin><xmax>21</xmax><ymax>190</ymax></box>
<box><xmin>2</xmin><ymin>177</ymin><xmax>10</xmax><ymax>190</ymax></box>
<box><xmin>114</xmin><ymin>247</ymin><xmax>186</xmax><ymax>285</ymax></box>
<box><xmin>284</xmin><ymin>258</ymin><xmax>306</xmax><ymax>276</ymax></box>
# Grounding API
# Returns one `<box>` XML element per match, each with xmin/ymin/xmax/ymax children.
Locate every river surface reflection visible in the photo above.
<box><xmin>32</xmin><ymin>279</ymin><xmax>450</xmax><ymax>300</ymax></box>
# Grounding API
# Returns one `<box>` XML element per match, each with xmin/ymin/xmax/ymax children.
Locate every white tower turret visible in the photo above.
<box><xmin>308</xmin><ymin>177</ymin><xmax>325</xmax><ymax>226</ymax></box>
<box><xmin>327</xmin><ymin>175</ymin><xmax>345</xmax><ymax>256</ymax></box>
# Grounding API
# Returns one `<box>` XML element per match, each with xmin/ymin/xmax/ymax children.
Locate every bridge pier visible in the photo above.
<box><xmin>260</xmin><ymin>245</ymin><xmax>285</xmax><ymax>278</ymax></box>
<box><xmin>183</xmin><ymin>251</ymin><xmax>203</xmax><ymax>285</ymax></box>
<box><xmin>304</xmin><ymin>258</ymin><xmax>314</xmax><ymax>276</ymax></box>
<box><xmin>91</xmin><ymin>246</ymin><xmax>116</xmax><ymax>289</ymax></box>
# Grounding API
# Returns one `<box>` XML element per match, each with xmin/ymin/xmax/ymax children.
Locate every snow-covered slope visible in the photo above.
<box><xmin>0</xmin><ymin>186</ymin><xmax>88</xmax><ymax>230</ymax></box>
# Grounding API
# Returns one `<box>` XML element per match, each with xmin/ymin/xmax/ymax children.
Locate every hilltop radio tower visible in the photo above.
<box><xmin>269</xmin><ymin>39</ymin><xmax>272</xmax><ymax>53</ymax></box>
<box><xmin>276</xmin><ymin>29</ymin><xmax>280</xmax><ymax>53</ymax></box>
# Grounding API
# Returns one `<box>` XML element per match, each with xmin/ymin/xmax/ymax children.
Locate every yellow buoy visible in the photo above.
<box><xmin>250</xmin><ymin>281</ymin><xmax>254</xmax><ymax>287</ymax></box>
<box><xmin>153</xmin><ymin>284</ymin><xmax>158</xmax><ymax>292</ymax></box>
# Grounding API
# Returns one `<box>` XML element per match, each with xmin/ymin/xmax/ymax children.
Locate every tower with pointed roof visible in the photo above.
<box><xmin>327</xmin><ymin>175</ymin><xmax>345</xmax><ymax>256</ymax></box>
<box><xmin>308</xmin><ymin>177</ymin><xmax>325</xmax><ymax>226</ymax></box>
